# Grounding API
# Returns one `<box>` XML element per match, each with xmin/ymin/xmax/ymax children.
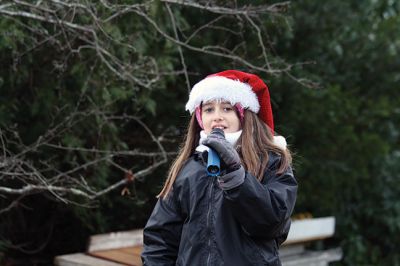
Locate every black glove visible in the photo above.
<box><xmin>202</xmin><ymin>129</ymin><xmax>242</xmax><ymax>172</ymax></box>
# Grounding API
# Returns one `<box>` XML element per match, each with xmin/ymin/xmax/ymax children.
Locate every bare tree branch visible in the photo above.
<box><xmin>0</xmin><ymin>2</ymin><xmax>93</xmax><ymax>33</ymax></box>
<box><xmin>0</xmin><ymin>111</ymin><xmax>171</xmax><ymax>212</ymax></box>
<box><xmin>165</xmin><ymin>3</ymin><xmax>191</xmax><ymax>95</ymax></box>
<box><xmin>1</xmin><ymin>0</ymin><xmax>314</xmax><ymax>83</ymax></box>
<box><xmin>0</xmin><ymin>0</ymin><xmax>315</xmax><ymax>215</ymax></box>
<box><xmin>160</xmin><ymin>0</ymin><xmax>291</xmax><ymax>15</ymax></box>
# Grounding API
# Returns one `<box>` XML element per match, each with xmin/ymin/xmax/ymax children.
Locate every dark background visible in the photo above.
<box><xmin>0</xmin><ymin>1</ymin><xmax>399</xmax><ymax>265</ymax></box>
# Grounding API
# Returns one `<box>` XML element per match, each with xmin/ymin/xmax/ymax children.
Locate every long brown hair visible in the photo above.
<box><xmin>157</xmin><ymin>110</ymin><xmax>292</xmax><ymax>198</ymax></box>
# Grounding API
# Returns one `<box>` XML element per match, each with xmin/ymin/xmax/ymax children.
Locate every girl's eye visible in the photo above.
<box><xmin>223</xmin><ymin>107</ymin><xmax>233</xmax><ymax>112</ymax></box>
<box><xmin>203</xmin><ymin>107</ymin><xmax>213</xmax><ymax>113</ymax></box>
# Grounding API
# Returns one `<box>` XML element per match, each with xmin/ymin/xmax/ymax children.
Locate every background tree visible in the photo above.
<box><xmin>0</xmin><ymin>0</ymin><xmax>301</xmax><ymax>264</ymax></box>
<box><xmin>1</xmin><ymin>0</ymin><xmax>399</xmax><ymax>265</ymax></box>
<box><xmin>274</xmin><ymin>1</ymin><xmax>400</xmax><ymax>265</ymax></box>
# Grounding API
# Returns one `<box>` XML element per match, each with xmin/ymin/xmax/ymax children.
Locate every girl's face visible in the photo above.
<box><xmin>201</xmin><ymin>101</ymin><xmax>241</xmax><ymax>134</ymax></box>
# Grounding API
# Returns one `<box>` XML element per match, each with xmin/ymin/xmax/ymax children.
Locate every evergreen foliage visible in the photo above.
<box><xmin>0</xmin><ymin>1</ymin><xmax>399</xmax><ymax>265</ymax></box>
<box><xmin>275</xmin><ymin>1</ymin><xmax>400</xmax><ymax>265</ymax></box>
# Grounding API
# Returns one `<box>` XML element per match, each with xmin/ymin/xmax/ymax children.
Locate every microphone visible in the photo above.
<box><xmin>206</xmin><ymin>128</ymin><xmax>225</xmax><ymax>176</ymax></box>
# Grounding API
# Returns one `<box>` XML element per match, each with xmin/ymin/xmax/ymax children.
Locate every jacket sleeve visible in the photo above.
<box><xmin>141</xmin><ymin>192</ymin><xmax>183</xmax><ymax>265</ymax></box>
<box><xmin>223</xmin><ymin>154</ymin><xmax>297</xmax><ymax>240</ymax></box>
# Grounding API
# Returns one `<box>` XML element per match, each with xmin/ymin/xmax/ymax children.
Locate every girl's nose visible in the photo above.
<box><xmin>213</xmin><ymin>109</ymin><xmax>223</xmax><ymax>121</ymax></box>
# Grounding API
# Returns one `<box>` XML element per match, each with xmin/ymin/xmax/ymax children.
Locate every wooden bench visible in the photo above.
<box><xmin>55</xmin><ymin>217</ymin><xmax>342</xmax><ymax>266</ymax></box>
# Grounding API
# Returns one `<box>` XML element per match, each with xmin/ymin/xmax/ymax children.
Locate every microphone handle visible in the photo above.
<box><xmin>206</xmin><ymin>148</ymin><xmax>220</xmax><ymax>176</ymax></box>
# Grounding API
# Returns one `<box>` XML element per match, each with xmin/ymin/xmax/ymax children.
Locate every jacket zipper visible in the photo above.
<box><xmin>206</xmin><ymin>177</ymin><xmax>215</xmax><ymax>266</ymax></box>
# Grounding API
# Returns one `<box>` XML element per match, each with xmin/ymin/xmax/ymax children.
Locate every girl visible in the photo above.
<box><xmin>142</xmin><ymin>70</ymin><xmax>298</xmax><ymax>266</ymax></box>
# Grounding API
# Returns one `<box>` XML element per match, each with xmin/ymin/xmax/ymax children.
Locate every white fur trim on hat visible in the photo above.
<box><xmin>273</xmin><ymin>135</ymin><xmax>287</xmax><ymax>149</ymax></box>
<box><xmin>185</xmin><ymin>76</ymin><xmax>260</xmax><ymax>113</ymax></box>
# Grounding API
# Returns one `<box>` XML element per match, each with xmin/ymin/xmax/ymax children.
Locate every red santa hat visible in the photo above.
<box><xmin>186</xmin><ymin>70</ymin><xmax>287</xmax><ymax>149</ymax></box>
<box><xmin>185</xmin><ymin>70</ymin><xmax>275</xmax><ymax>132</ymax></box>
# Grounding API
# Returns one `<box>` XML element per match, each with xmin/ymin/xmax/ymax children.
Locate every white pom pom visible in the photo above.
<box><xmin>273</xmin><ymin>135</ymin><xmax>287</xmax><ymax>149</ymax></box>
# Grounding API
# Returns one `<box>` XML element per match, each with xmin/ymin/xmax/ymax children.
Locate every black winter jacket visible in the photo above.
<box><xmin>142</xmin><ymin>151</ymin><xmax>297</xmax><ymax>266</ymax></box>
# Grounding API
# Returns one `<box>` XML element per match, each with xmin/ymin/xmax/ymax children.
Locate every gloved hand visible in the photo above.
<box><xmin>202</xmin><ymin>129</ymin><xmax>242</xmax><ymax>172</ymax></box>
